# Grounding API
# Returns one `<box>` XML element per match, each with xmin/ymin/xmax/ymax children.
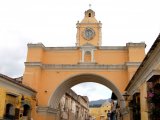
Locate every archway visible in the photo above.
<box><xmin>4</xmin><ymin>103</ymin><xmax>15</xmax><ymax>119</ymax></box>
<box><xmin>23</xmin><ymin>104</ymin><xmax>31</xmax><ymax>120</ymax></box>
<box><xmin>48</xmin><ymin>74</ymin><xmax>126</xmax><ymax>109</ymax></box>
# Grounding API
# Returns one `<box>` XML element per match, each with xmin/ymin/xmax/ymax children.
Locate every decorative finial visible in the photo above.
<box><xmin>89</xmin><ymin>4</ymin><xmax>92</xmax><ymax>9</ymax></box>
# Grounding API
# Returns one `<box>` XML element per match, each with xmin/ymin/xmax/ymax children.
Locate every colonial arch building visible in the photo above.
<box><xmin>23</xmin><ymin>9</ymin><xmax>145</xmax><ymax>120</ymax></box>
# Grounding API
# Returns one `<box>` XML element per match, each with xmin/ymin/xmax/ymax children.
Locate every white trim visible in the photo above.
<box><xmin>0</xmin><ymin>77</ymin><xmax>36</xmax><ymax>96</ymax></box>
<box><xmin>25</xmin><ymin>62</ymin><xmax>127</xmax><ymax>70</ymax></box>
<box><xmin>36</xmin><ymin>106</ymin><xmax>58</xmax><ymax>114</ymax></box>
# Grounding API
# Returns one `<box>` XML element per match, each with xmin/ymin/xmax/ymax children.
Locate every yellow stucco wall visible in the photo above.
<box><xmin>89</xmin><ymin>103</ymin><xmax>111</xmax><ymax>120</ymax></box>
<box><xmin>25</xmin><ymin>47</ymin><xmax>145</xmax><ymax>65</ymax></box>
<box><xmin>24</xmin><ymin>68</ymin><xmax>128</xmax><ymax>105</ymax></box>
<box><xmin>0</xmin><ymin>86</ymin><xmax>36</xmax><ymax>120</ymax></box>
<box><xmin>0</xmin><ymin>88</ymin><xmax>6</xmax><ymax>118</ymax></box>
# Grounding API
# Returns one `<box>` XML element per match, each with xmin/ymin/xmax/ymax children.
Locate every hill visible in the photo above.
<box><xmin>89</xmin><ymin>98</ymin><xmax>111</xmax><ymax>107</ymax></box>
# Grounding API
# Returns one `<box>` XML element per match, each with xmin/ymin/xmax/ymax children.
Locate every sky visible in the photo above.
<box><xmin>0</xmin><ymin>0</ymin><xmax>160</xmax><ymax>101</ymax></box>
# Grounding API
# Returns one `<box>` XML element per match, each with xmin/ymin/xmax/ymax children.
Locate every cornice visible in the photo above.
<box><xmin>125</xmin><ymin>62</ymin><xmax>141</xmax><ymax>67</ymax></box>
<box><xmin>27</xmin><ymin>43</ymin><xmax>146</xmax><ymax>51</ymax></box>
<box><xmin>0</xmin><ymin>77</ymin><xmax>36</xmax><ymax>96</ymax></box>
<box><xmin>99</xmin><ymin>46</ymin><xmax>126</xmax><ymax>50</ymax></box>
<box><xmin>126</xmin><ymin>42</ymin><xmax>146</xmax><ymax>48</ymax></box>
<box><xmin>28</xmin><ymin>43</ymin><xmax>45</xmax><ymax>48</ymax></box>
<box><xmin>145</xmin><ymin>70</ymin><xmax>160</xmax><ymax>82</ymax></box>
<box><xmin>28</xmin><ymin>43</ymin><xmax>78</xmax><ymax>50</ymax></box>
<box><xmin>36</xmin><ymin>106</ymin><xmax>58</xmax><ymax>114</ymax></box>
<box><xmin>45</xmin><ymin>47</ymin><xmax>78</xmax><ymax>51</ymax></box>
<box><xmin>0</xmin><ymin>74</ymin><xmax>36</xmax><ymax>93</ymax></box>
<box><xmin>25</xmin><ymin>62</ymin><xmax>42</xmax><ymax>67</ymax></box>
<box><xmin>25</xmin><ymin>62</ymin><xmax>127</xmax><ymax>70</ymax></box>
<box><xmin>77</xmin><ymin>23</ymin><xmax>101</xmax><ymax>25</ymax></box>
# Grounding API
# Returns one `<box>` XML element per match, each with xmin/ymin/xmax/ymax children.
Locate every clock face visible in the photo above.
<box><xmin>83</xmin><ymin>28</ymin><xmax>95</xmax><ymax>40</ymax></box>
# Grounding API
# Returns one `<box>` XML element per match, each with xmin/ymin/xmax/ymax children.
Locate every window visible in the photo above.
<box><xmin>84</xmin><ymin>51</ymin><xmax>91</xmax><ymax>62</ymax></box>
<box><xmin>4</xmin><ymin>103</ymin><xmax>15</xmax><ymax>119</ymax></box>
<box><xmin>23</xmin><ymin>104</ymin><xmax>30</xmax><ymax>116</ymax></box>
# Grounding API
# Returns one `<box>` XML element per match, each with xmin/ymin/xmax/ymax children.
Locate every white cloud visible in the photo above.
<box><xmin>71</xmin><ymin>82</ymin><xmax>112</xmax><ymax>101</ymax></box>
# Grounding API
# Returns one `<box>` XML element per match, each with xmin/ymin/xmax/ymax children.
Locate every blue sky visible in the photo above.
<box><xmin>0</xmin><ymin>0</ymin><xmax>160</xmax><ymax>100</ymax></box>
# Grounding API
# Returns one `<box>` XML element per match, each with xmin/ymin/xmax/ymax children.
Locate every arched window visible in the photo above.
<box><xmin>23</xmin><ymin>104</ymin><xmax>30</xmax><ymax>116</ymax></box>
<box><xmin>5</xmin><ymin>103</ymin><xmax>15</xmax><ymax>119</ymax></box>
<box><xmin>88</xmin><ymin>13</ymin><xmax>91</xmax><ymax>17</ymax></box>
<box><xmin>84</xmin><ymin>51</ymin><xmax>91</xmax><ymax>62</ymax></box>
<box><xmin>5</xmin><ymin>104</ymin><xmax>13</xmax><ymax>115</ymax></box>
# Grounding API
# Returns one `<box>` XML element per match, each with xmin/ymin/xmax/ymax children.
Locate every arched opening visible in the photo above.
<box><xmin>84</xmin><ymin>51</ymin><xmax>91</xmax><ymax>62</ymax></box>
<box><xmin>23</xmin><ymin>104</ymin><xmax>31</xmax><ymax>119</ymax></box>
<box><xmin>72</xmin><ymin>82</ymin><xmax>112</xmax><ymax>101</ymax></box>
<box><xmin>4</xmin><ymin>103</ymin><xmax>15</xmax><ymax>119</ymax></box>
<box><xmin>48</xmin><ymin>74</ymin><xmax>125</xmax><ymax>110</ymax></box>
<box><xmin>72</xmin><ymin>82</ymin><xmax>113</xmax><ymax>120</ymax></box>
<box><xmin>88</xmin><ymin>13</ymin><xmax>91</xmax><ymax>17</ymax></box>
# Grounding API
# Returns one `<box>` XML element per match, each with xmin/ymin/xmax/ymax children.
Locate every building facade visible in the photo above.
<box><xmin>0</xmin><ymin>74</ymin><xmax>36</xmax><ymax>120</ymax></box>
<box><xmin>126</xmin><ymin>35</ymin><xmax>160</xmax><ymax>120</ymax></box>
<box><xmin>125</xmin><ymin>34</ymin><xmax>160</xmax><ymax>120</ymax></box>
<box><xmin>58</xmin><ymin>89</ymin><xmax>89</xmax><ymax>120</ymax></box>
<box><xmin>89</xmin><ymin>101</ymin><xmax>111</xmax><ymax>120</ymax></box>
<box><xmin>22</xmin><ymin>9</ymin><xmax>146</xmax><ymax>120</ymax></box>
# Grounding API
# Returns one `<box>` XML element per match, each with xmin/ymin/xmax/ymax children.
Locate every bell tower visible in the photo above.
<box><xmin>76</xmin><ymin>9</ymin><xmax>102</xmax><ymax>46</ymax></box>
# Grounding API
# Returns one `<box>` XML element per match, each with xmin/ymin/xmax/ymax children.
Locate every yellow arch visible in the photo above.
<box><xmin>48</xmin><ymin>73</ymin><xmax>126</xmax><ymax>109</ymax></box>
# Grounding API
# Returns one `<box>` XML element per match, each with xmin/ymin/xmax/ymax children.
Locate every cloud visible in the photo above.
<box><xmin>71</xmin><ymin>82</ymin><xmax>112</xmax><ymax>101</ymax></box>
<box><xmin>0</xmin><ymin>29</ymin><xmax>28</xmax><ymax>77</ymax></box>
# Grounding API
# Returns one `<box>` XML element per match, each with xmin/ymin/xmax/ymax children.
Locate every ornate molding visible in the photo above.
<box><xmin>25</xmin><ymin>62</ymin><xmax>127</xmax><ymax>70</ymax></box>
<box><xmin>25</xmin><ymin>62</ymin><xmax>42</xmax><ymax>67</ymax></box>
<box><xmin>28</xmin><ymin>43</ymin><xmax>45</xmax><ymax>48</ymax></box>
<box><xmin>0</xmin><ymin>77</ymin><xmax>36</xmax><ymax>96</ymax></box>
<box><xmin>44</xmin><ymin>64</ymin><xmax>127</xmax><ymax>70</ymax></box>
<box><xmin>145</xmin><ymin>70</ymin><xmax>160</xmax><ymax>81</ymax></box>
<box><xmin>28</xmin><ymin>43</ymin><xmax>78</xmax><ymax>50</ymax></box>
<box><xmin>126</xmin><ymin>42</ymin><xmax>146</xmax><ymax>48</ymax></box>
<box><xmin>36</xmin><ymin>106</ymin><xmax>58</xmax><ymax>114</ymax></box>
<box><xmin>125</xmin><ymin>62</ymin><xmax>141</xmax><ymax>67</ymax></box>
<box><xmin>99</xmin><ymin>46</ymin><xmax>126</xmax><ymax>50</ymax></box>
<box><xmin>45</xmin><ymin>47</ymin><xmax>78</xmax><ymax>51</ymax></box>
<box><xmin>27</xmin><ymin>43</ymin><xmax>146</xmax><ymax>50</ymax></box>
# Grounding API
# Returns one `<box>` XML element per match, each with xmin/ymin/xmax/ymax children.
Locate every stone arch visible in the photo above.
<box><xmin>48</xmin><ymin>73</ymin><xmax>125</xmax><ymax>109</ymax></box>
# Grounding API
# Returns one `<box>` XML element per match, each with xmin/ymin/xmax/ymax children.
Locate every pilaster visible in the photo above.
<box><xmin>140</xmin><ymin>83</ymin><xmax>148</xmax><ymax>120</ymax></box>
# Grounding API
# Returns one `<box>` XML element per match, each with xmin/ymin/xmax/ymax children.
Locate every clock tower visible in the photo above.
<box><xmin>76</xmin><ymin>9</ymin><xmax>102</xmax><ymax>46</ymax></box>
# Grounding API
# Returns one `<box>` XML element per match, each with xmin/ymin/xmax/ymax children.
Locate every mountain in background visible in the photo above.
<box><xmin>89</xmin><ymin>98</ymin><xmax>111</xmax><ymax>107</ymax></box>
